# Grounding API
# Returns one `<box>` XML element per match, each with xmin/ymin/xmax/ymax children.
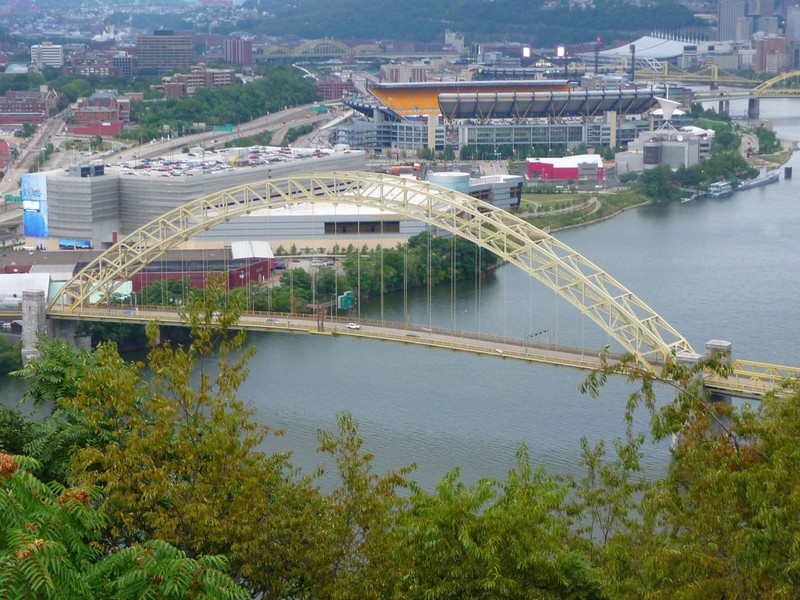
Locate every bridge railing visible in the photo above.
<box><xmin>703</xmin><ymin>359</ymin><xmax>800</xmax><ymax>398</ymax></box>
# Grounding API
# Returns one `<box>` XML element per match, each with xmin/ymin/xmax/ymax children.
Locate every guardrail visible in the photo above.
<box><xmin>47</xmin><ymin>305</ymin><xmax>799</xmax><ymax>395</ymax></box>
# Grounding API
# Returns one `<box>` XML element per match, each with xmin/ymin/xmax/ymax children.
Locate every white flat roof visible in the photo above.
<box><xmin>527</xmin><ymin>154</ymin><xmax>604</xmax><ymax>168</ymax></box>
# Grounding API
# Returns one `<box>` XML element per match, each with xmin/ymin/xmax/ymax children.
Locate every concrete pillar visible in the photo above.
<box><xmin>21</xmin><ymin>290</ymin><xmax>50</xmax><ymax>365</ymax></box>
<box><xmin>673</xmin><ymin>343</ymin><xmax>734</xmax><ymax>445</ymax></box>
<box><xmin>672</xmin><ymin>350</ymin><xmax>704</xmax><ymax>449</ymax></box>
<box><xmin>747</xmin><ymin>97</ymin><xmax>760</xmax><ymax>120</ymax></box>
<box><xmin>427</xmin><ymin>114</ymin><xmax>438</xmax><ymax>154</ymax></box>
<box><xmin>51</xmin><ymin>319</ymin><xmax>92</xmax><ymax>351</ymax></box>
<box><xmin>705</xmin><ymin>339</ymin><xmax>733</xmax><ymax>365</ymax></box>
<box><xmin>21</xmin><ymin>290</ymin><xmax>91</xmax><ymax>365</ymax></box>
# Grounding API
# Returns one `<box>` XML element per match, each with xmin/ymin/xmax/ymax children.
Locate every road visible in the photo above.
<box><xmin>106</xmin><ymin>104</ymin><xmax>341</xmax><ymax>165</ymax></box>
<box><xmin>1</xmin><ymin>114</ymin><xmax>66</xmax><ymax>197</ymax></box>
<box><xmin>0</xmin><ymin>102</ymin><xmax>348</xmax><ymax>222</ymax></box>
<box><xmin>48</xmin><ymin>303</ymin><xmax>609</xmax><ymax>372</ymax></box>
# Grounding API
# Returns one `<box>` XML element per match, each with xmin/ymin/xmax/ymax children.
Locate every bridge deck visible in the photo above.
<box><xmin>47</xmin><ymin>306</ymin><xmax>796</xmax><ymax>398</ymax></box>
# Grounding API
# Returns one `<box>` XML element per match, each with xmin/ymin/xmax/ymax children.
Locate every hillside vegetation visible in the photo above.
<box><xmin>235</xmin><ymin>0</ymin><xmax>697</xmax><ymax>45</ymax></box>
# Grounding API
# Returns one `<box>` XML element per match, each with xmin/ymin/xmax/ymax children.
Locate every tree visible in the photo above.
<box><xmin>394</xmin><ymin>446</ymin><xmax>605</xmax><ymax>599</ymax></box>
<box><xmin>0</xmin><ymin>453</ymin><xmax>248</xmax><ymax>599</ymax></box>
<box><xmin>638</xmin><ymin>165</ymin><xmax>681</xmax><ymax>201</ymax></box>
<box><xmin>60</xmin><ymin>276</ymin><xmax>327</xmax><ymax>596</ymax></box>
<box><xmin>579</xmin><ymin>350</ymin><xmax>800</xmax><ymax>598</ymax></box>
<box><xmin>314</xmin><ymin>413</ymin><xmax>413</xmax><ymax>599</ymax></box>
<box><xmin>0</xmin><ymin>335</ymin><xmax>21</xmax><ymax>375</ymax></box>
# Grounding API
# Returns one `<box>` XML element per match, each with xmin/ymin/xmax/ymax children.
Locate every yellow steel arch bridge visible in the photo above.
<box><xmin>261</xmin><ymin>39</ymin><xmax>382</xmax><ymax>58</ymax></box>
<box><xmin>753</xmin><ymin>70</ymin><xmax>800</xmax><ymax>97</ymax></box>
<box><xmin>47</xmin><ymin>172</ymin><xmax>799</xmax><ymax>395</ymax></box>
<box><xmin>640</xmin><ymin>62</ymin><xmax>758</xmax><ymax>86</ymax></box>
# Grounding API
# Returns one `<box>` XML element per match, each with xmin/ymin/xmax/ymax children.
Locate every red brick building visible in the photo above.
<box><xmin>0</xmin><ymin>140</ymin><xmax>11</xmax><ymax>171</ymax></box>
<box><xmin>317</xmin><ymin>78</ymin><xmax>356</xmax><ymax>101</ymax></box>
<box><xmin>0</xmin><ymin>88</ymin><xmax>60</xmax><ymax>125</ymax></box>
<box><xmin>157</xmin><ymin>67</ymin><xmax>237</xmax><ymax>99</ymax></box>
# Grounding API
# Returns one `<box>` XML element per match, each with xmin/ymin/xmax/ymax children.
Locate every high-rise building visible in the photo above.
<box><xmin>736</xmin><ymin>16</ymin><xmax>753</xmax><ymax>41</ymax></box>
<box><xmin>110</xmin><ymin>52</ymin><xmax>134</xmax><ymax>80</ymax></box>
<box><xmin>758</xmin><ymin>15</ymin><xmax>779</xmax><ymax>35</ymax></box>
<box><xmin>136</xmin><ymin>30</ymin><xmax>193</xmax><ymax>72</ymax></box>
<box><xmin>787</xmin><ymin>5</ymin><xmax>800</xmax><ymax>40</ymax></box>
<box><xmin>718</xmin><ymin>0</ymin><xmax>746</xmax><ymax>41</ymax></box>
<box><xmin>223</xmin><ymin>37</ymin><xmax>252</xmax><ymax>67</ymax></box>
<box><xmin>30</xmin><ymin>42</ymin><xmax>64</xmax><ymax>68</ymax></box>
<box><xmin>755</xmin><ymin>35</ymin><xmax>786</xmax><ymax>71</ymax></box>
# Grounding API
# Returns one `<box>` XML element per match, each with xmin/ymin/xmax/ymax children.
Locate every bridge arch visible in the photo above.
<box><xmin>352</xmin><ymin>43</ymin><xmax>384</xmax><ymax>55</ymax></box>
<box><xmin>296</xmin><ymin>39</ymin><xmax>352</xmax><ymax>56</ymax></box>
<box><xmin>261</xmin><ymin>46</ymin><xmax>293</xmax><ymax>57</ymax></box>
<box><xmin>49</xmin><ymin>172</ymin><xmax>693</xmax><ymax>371</ymax></box>
<box><xmin>754</xmin><ymin>71</ymin><xmax>800</xmax><ymax>96</ymax></box>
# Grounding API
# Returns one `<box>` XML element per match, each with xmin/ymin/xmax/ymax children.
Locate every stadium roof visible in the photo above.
<box><xmin>438</xmin><ymin>89</ymin><xmax>658</xmax><ymax>120</ymax></box>
<box><xmin>577</xmin><ymin>35</ymin><xmax>732</xmax><ymax>64</ymax></box>
<box><xmin>368</xmin><ymin>80</ymin><xmax>569</xmax><ymax>117</ymax></box>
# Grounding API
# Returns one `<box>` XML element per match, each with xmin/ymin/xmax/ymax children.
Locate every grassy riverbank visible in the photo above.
<box><xmin>519</xmin><ymin>189</ymin><xmax>648</xmax><ymax>231</ymax></box>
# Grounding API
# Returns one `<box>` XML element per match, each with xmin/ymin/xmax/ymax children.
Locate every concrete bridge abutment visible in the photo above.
<box><xmin>747</xmin><ymin>97</ymin><xmax>760</xmax><ymax>120</ymax></box>
<box><xmin>704</xmin><ymin>339</ymin><xmax>733</xmax><ymax>409</ymax></box>
<box><xmin>21</xmin><ymin>291</ymin><xmax>91</xmax><ymax>365</ymax></box>
<box><xmin>673</xmin><ymin>340</ymin><xmax>733</xmax><ymax>446</ymax></box>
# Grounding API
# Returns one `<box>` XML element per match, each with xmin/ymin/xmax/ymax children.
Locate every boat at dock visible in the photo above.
<box><xmin>736</xmin><ymin>167</ymin><xmax>780</xmax><ymax>191</ymax></box>
<box><xmin>707</xmin><ymin>181</ymin><xmax>733</xmax><ymax>198</ymax></box>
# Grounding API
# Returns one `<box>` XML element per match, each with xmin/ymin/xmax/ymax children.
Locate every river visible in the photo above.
<box><xmin>3</xmin><ymin>98</ymin><xmax>799</xmax><ymax>489</ymax></box>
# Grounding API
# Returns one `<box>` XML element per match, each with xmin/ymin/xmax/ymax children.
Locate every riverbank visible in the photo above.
<box><xmin>520</xmin><ymin>136</ymin><xmax>797</xmax><ymax>234</ymax></box>
<box><xmin>519</xmin><ymin>189</ymin><xmax>649</xmax><ymax>233</ymax></box>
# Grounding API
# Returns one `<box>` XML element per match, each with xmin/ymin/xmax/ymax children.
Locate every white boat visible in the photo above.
<box><xmin>707</xmin><ymin>181</ymin><xmax>733</xmax><ymax>198</ymax></box>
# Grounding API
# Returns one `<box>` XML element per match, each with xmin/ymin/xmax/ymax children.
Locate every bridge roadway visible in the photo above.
<box><xmin>47</xmin><ymin>306</ymin><xmax>799</xmax><ymax>399</ymax></box>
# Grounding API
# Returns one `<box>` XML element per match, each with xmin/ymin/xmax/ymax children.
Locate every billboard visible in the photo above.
<box><xmin>22</xmin><ymin>173</ymin><xmax>48</xmax><ymax>239</ymax></box>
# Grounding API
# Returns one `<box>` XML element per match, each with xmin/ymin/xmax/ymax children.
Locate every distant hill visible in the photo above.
<box><xmin>237</xmin><ymin>0</ymin><xmax>699</xmax><ymax>46</ymax></box>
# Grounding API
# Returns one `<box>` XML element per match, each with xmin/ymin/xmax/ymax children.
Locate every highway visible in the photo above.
<box><xmin>1</xmin><ymin>101</ymin><xmax>344</xmax><ymax>201</ymax></box>
<box><xmin>106</xmin><ymin>103</ymin><xmax>341</xmax><ymax>165</ymax></box>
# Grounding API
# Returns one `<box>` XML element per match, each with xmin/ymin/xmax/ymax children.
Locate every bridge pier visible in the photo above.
<box><xmin>21</xmin><ymin>290</ymin><xmax>50</xmax><ymax>365</ymax></box>
<box><xmin>718</xmin><ymin>100</ymin><xmax>730</xmax><ymax>115</ymax></box>
<box><xmin>21</xmin><ymin>290</ymin><xmax>91</xmax><ymax>365</ymax></box>
<box><xmin>673</xmin><ymin>340</ymin><xmax>733</xmax><ymax>447</ymax></box>
<box><xmin>747</xmin><ymin>97</ymin><xmax>760</xmax><ymax>120</ymax></box>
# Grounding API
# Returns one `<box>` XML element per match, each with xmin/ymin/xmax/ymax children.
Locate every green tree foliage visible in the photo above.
<box><xmin>135</xmin><ymin>277</ymin><xmax>191</xmax><ymax>307</ymax></box>
<box><xmin>396</xmin><ymin>447</ymin><xmax>606</xmax><ymax>599</ymax></box>
<box><xmin>0</xmin><ymin>454</ymin><xmax>247</xmax><ymax>599</ymax></box>
<box><xmin>0</xmin><ymin>335</ymin><xmax>21</xmax><ymax>375</ymax></box>
<box><xmin>238</xmin><ymin>0</ymin><xmax>696</xmax><ymax>45</ymax></box>
<box><xmin>121</xmin><ymin>66</ymin><xmax>317</xmax><ymax>143</ymax></box>
<box><xmin>637</xmin><ymin>152</ymin><xmax>756</xmax><ymax>200</ymax></box>
<box><xmin>282</xmin><ymin>123</ymin><xmax>314</xmax><ymax>145</ymax></box>
<box><xmin>754</xmin><ymin>124</ymin><xmax>780</xmax><ymax>154</ymax></box>
<box><xmin>11</xmin><ymin>336</ymin><xmax>101</xmax><ymax>484</ymax></box>
<box><xmin>342</xmin><ymin>233</ymin><xmax>498</xmax><ymax>299</ymax></box>
<box><xmin>578</xmin><ymin>351</ymin><xmax>800</xmax><ymax>598</ymax></box>
<box><xmin>224</xmin><ymin>130</ymin><xmax>273</xmax><ymax>148</ymax></box>
<box><xmin>637</xmin><ymin>165</ymin><xmax>682</xmax><ymax>201</ymax></box>
<box><xmin>0</xmin><ymin>407</ymin><xmax>30</xmax><ymax>454</ymax></box>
